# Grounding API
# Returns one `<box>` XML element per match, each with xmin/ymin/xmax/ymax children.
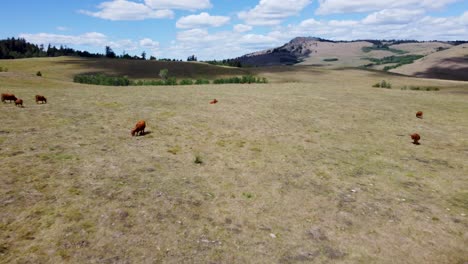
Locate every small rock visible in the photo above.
<box><xmin>270</xmin><ymin>233</ymin><xmax>277</xmax><ymax>238</ymax></box>
<box><xmin>461</xmin><ymin>213</ymin><xmax>466</xmax><ymax>217</ymax></box>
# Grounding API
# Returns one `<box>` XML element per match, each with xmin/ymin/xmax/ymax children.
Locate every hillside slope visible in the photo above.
<box><xmin>234</xmin><ymin>37</ymin><xmax>468</xmax><ymax>81</ymax></box>
<box><xmin>390</xmin><ymin>44</ymin><xmax>468</xmax><ymax>81</ymax></box>
<box><xmin>0</xmin><ymin>57</ymin><xmax>249</xmax><ymax>82</ymax></box>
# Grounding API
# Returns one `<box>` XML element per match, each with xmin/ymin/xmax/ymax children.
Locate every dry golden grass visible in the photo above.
<box><xmin>0</xmin><ymin>59</ymin><xmax>467</xmax><ymax>263</ymax></box>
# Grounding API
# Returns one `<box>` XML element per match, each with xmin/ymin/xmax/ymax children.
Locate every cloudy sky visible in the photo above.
<box><xmin>2</xmin><ymin>0</ymin><xmax>467</xmax><ymax>60</ymax></box>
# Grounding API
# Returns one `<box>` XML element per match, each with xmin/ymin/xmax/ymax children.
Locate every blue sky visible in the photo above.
<box><xmin>2</xmin><ymin>0</ymin><xmax>467</xmax><ymax>60</ymax></box>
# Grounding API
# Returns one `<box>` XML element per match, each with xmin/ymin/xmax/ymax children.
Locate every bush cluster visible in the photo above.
<box><xmin>401</xmin><ymin>86</ymin><xmax>439</xmax><ymax>91</ymax></box>
<box><xmin>372</xmin><ymin>80</ymin><xmax>392</xmax><ymax>89</ymax></box>
<box><xmin>73</xmin><ymin>74</ymin><xmax>131</xmax><ymax>86</ymax></box>
<box><xmin>73</xmin><ymin>74</ymin><xmax>267</xmax><ymax>86</ymax></box>
<box><xmin>0</xmin><ymin>66</ymin><xmax>8</xmax><ymax>72</ymax></box>
<box><xmin>362</xmin><ymin>44</ymin><xmax>407</xmax><ymax>54</ymax></box>
<box><xmin>213</xmin><ymin>75</ymin><xmax>267</xmax><ymax>84</ymax></box>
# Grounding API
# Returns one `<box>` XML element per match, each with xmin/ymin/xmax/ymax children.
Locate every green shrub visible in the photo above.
<box><xmin>194</xmin><ymin>155</ymin><xmax>203</xmax><ymax>164</ymax></box>
<box><xmin>73</xmin><ymin>74</ymin><xmax>131</xmax><ymax>86</ymax></box>
<box><xmin>36</xmin><ymin>71</ymin><xmax>42</xmax><ymax>77</ymax></box>
<box><xmin>401</xmin><ymin>85</ymin><xmax>439</xmax><ymax>91</ymax></box>
<box><xmin>368</xmin><ymin>55</ymin><xmax>424</xmax><ymax>71</ymax></box>
<box><xmin>372</xmin><ymin>80</ymin><xmax>391</xmax><ymax>89</ymax></box>
<box><xmin>179</xmin><ymin>79</ymin><xmax>193</xmax><ymax>85</ymax></box>
<box><xmin>213</xmin><ymin>75</ymin><xmax>267</xmax><ymax>84</ymax></box>
<box><xmin>0</xmin><ymin>66</ymin><xmax>8</xmax><ymax>72</ymax></box>
<box><xmin>323</xmin><ymin>58</ymin><xmax>338</xmax><ymax>62</ymax></box>
<box><xmin>164</xmin><ymin>77</ymin><xmax>177</xmax><ymax>85</ymax></box>
<box><xmin>195</xmin><ymin>79</ymin><xmax>210</xmax><ymax>85</ymax></box>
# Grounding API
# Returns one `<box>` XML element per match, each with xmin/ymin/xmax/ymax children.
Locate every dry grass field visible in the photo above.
<box><xmin>0</xmin><ymin>57</ymin><xmax>467</xmax><ymax>263</ymax></box>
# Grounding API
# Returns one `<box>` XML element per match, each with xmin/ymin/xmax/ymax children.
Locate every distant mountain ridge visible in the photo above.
<box><xmin>232</xmin><ymin>37</ymin><xmax>468</xmax><ymax>81</ymax></box>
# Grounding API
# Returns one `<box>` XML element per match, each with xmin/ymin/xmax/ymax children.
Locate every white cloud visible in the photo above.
<box><xmin>169</xmin><ymin>28</ymin><xmax>285</xmax><ymax>60</ymax></box>
<box><xmin>238</xmin><ymin>0</ymin><xmax>312</xmax><ymax>26</ymax></box>
<box><xmin>461</xmin><ymin>11</ymin><xmax>468</xmax><ymax>25</ymax></box>
<box><xmin>234</xmin><ymin>24</ymin><xmax>253</xmax><ymax>33</ymax></box>
<box><xmin>56</xmin><ymin>26</ymin><xmax>69</xmax><ymax>31</ymax></box>
<box><xmin>140</xmin><ymin>38</ymin><xmax>160</xmax><ymax>49</ymax></box>
<box><xmin>79</xmin><ymin>0</ymin><xmax>174</xmax><ymax>21</ymax></box>
<box><xmin>362</xmin><ymin>9</ymin><xmax>425</xmax><ymax>25</ymax></box>
<box><xmin>288</xmin><ymin>12</ymin><xmax>468</xmax><ymax>41</ymax></box>
<box><xmin>19</xmin><ymin>32</ymin><xmax>110</xmax><ymax>47</ymax></box>
<box><xmin>144</xmin><ymin>0</ymin><xmax>211</xmax><ymax>10</ymax></box>
<box><xmin>316</xmin><ymin>0</ymin><xmax>460</xmax><ymax>15</ymax></box>
<box><xmin>139</xmin><ymin>38</ymin><xmax>160</xmax><ymax>55</ymax></box>
<box><xmin>176</xmin><ymin>12</ymin><xmax>230</xmax><ymax>29</ymax></box>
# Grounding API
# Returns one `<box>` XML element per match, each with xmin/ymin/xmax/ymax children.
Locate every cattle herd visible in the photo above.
<box><xmin>2</xmin><ymin>92</ymin><xmax>423</xmax><ymax>143</ymax></box>
<box><xmin>1</xmin><ymin>93</ymin><xmax>47</xmax><ymax>107</ymax></box>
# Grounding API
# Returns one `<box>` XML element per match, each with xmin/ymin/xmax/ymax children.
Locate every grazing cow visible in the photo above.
<box><xmin>209</xmin><ymin>99</ymin><xmax>218</xmax><ymax>104</ymax></box>
<box><xmin>35</xmin><ymin>95</ymin><xmax>47</xmax><ymax>104</ymax></box>
<box><xmin>410</xmin><ymin>133</ymin><xmax>421</xmax><ymax>145</ymax></box>
<box><xmin>1</xmin><ymin>93</ymin><xmax>17</xmax><ymax>103</ymax></box>
<box><xmin>131</xmin><ymin>120</ymin><xmax>146</xmax><ymax>136</ymax></box>
<box><xmin>15</xmin><ymin>99</ymin><xmax>23</xmax><ymax>107</ymax></box>
<box><xmin>416</xmin><ymin>111</ymin><xmax>423</xmax><ymax>119</ymax></box>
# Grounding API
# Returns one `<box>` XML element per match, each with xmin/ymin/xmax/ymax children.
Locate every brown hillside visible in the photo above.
<box><xmin>391</xmin><ymin>44</ymin><xmax>468</xmax><ymax>81</ymax></box>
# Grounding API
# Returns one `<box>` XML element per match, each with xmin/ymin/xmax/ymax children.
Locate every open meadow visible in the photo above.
<box><xmin>0</xmin><ymin>57</ymin><xmax>467</xmax><ymax>263</ymax></box>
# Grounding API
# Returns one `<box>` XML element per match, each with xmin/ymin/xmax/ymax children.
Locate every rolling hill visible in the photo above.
<box><xmin>234</xmin><ymin>37</ymin><xmax>468</xmax><ymax>81</ymax></box>
<box><xmin>0</xmin><ymin>56</ymin><xmax>250</xmax><ymax>83</ymax></box>
<box><xmin>390</xmin><ymin>43</ymin><xmax>468</xmax><ymax>81</ymax></box>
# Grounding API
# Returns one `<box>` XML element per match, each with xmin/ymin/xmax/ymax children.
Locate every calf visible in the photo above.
<box><xmin>15</xmin><ymin>99</ymin><xmax>23</xmax><ymax>107</ymax></box>
<box><xmin>35</xmin><ymin>95</ymin><xmax>47</xmax><ymax>104</ymax></box>
<box><xmin>410</xmin><ymin>133</ymin><xmax>421</xmax><ymax>145</ymax></box>
<box><xmin>131</xmin><ymin>120</ymin><xmax>146</xmax><ymax>136</ymax></box>
<box><xmin>209</xmin><ymin>99</ymin><xmax>218</xmax><ymax>104</ymax></box>
<box><xmin>1</xmin><ymin>93</ymin><xmax>17</xmax><ymax>103</ymax></box>
<box><xmin>416</xmin><ymin>111</ymin><xmax>423</xmax><ymax>119</ymax></box>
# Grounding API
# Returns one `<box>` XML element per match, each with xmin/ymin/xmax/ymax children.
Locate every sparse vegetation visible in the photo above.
<box><xmin>194</xmin><ymin>155</ymin><xmax>203</xmax><ymax>164</ymax></box>
<box><xmin>365</xmin><ymin>55</ymin><xmax>424</xmax><ymax>71</ymax></box>
<box><xmin>372</xmin><ymin>80</ymin><xmax>392</xmax><ymax>88</ymax></box>
<box><xmin>213</xmin><ymin>75</ymin><xmax>267</xmax><ymax>84</ymax></box>
<box><xmin>401</xmin><ymin>85</ymin><xmax>440</xmax><ymax>91</ymax></box>
<box><xmin>159</xmin><ymin>68</ymin><xmax>169</xmax><ymax>80</ymax></box>
<box><xmin>362</xmin><ymin>44</ymin><xmax>407</xmax><ymax>54</ymax></box>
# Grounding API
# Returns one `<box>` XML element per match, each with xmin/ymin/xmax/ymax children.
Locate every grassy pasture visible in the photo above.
<box><xmin>0</xmin><ymin>57</ymin><xmax>467</xmax><ymax>263</ymax></box>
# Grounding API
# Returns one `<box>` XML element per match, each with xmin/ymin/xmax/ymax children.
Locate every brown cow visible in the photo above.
<box><xmin>131</xmin><ymin>120</ymin><xmax>146</xmax><ymax>136</ymax></box>
<box><xmin>15</xmin><ymin>99</ymin><xmax>23</xmax><ymax>107</ymax></box>
<box><xmin>416</xmin><ymin>111</ymin><xmax>423</xmax><ymax>119</ymax></box>
<box><xmin>209</xmin><ymin>99</ymin><xmax>218</xmax><ymax>104</ymax></box>
<box><xmin>35</xmin><ymin>95</ymin><xmax>47</xmax><ymax>104</ymax></box>
<box><xmin>1</xmin><ymin>93</ymin><xmax>17</xmax><ymax>103</ymax></box>
<box><xmin>410</xmin><ymin>133</ymin><xmax>421</xmax><ymax>145</ymax></box>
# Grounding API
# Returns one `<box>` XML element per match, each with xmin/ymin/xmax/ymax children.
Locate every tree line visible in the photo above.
<box><xmin>0</xmin><ymin>37</ymin><xmax>184</xmax><ymax>61</ymax></box>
